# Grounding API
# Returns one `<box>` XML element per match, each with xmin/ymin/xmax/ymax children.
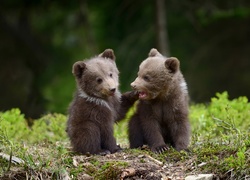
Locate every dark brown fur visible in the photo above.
<box><xmin>129</xmin><ymin>48</ymin><xmax>190</xmax><ymax>153</ymax></box>
<box><xmin>67</xmin><ymin>49</ymin><xmax>136</xmax><ymax>155</ymax></box>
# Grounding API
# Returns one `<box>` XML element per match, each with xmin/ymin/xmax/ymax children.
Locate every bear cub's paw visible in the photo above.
<box><xmin>151</xmin><ymin>144</ymin><xmax>170</xmax><ymax>154</ymax></box>
<box><xmin>115</xmin><ymin>144</ymin><xmax>123</xmax><ymax>153</ymax></box>
<box><xmin>98</xmin><ymin>150</ymin><xmax>111</xmax><ymax>156</ymax></box>
<box><xmin>99</xmin><ymin>145</ymin><xmax>122</xmax><ymax>156</ymax></box>
<box><xmin>124</xmin><ymin>90</ymin><xmax>139</xmax><ymax>103</ymax></box>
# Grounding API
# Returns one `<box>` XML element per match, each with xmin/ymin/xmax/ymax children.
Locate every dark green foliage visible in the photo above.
<box><xmin>1</xmin><ymin>1</ymin><xmax>250</xmax><ymax>116</ymax></box>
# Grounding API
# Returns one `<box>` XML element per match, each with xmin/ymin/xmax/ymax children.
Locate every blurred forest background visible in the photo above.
<box><xmin>0</xmin><ymin>0</ymin><xmax>250</xmax><ymax>118</ymax></box>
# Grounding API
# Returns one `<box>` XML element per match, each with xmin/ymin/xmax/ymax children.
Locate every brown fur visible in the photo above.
<box><xmin>129</xmin><ymin>48</ymin><xmax>190</xmax><ymax>153</ymax></box>
<box><xmin>67</xmin><ymin>49</ymin><xmax>136</xmax><ymax>155</ymax></box>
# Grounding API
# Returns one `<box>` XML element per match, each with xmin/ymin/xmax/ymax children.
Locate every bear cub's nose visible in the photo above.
<box><xmin>131</xmin><ymin>82</ymin><xmax>136</xmax><ymax>89</ymax></box>
<box><xmin>110</xmin><ymin>88</ymin><xmax>116</xmax><ymax>93</ymax></box>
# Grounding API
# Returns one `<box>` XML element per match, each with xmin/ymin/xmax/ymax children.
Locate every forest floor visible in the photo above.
<box><xmin>1</xmin><ymin>93</ymin><xmax>250</xmax><ymax>179</ymax></box>
<box><xmin>1</xmin><ymin>138</ymin><xmax>247</xmax><ymax>180</ymax></box>
<box><xmin>1</xmin><ymin>144</ymin><xmax>214</xmax><ymax>180</ymax></box>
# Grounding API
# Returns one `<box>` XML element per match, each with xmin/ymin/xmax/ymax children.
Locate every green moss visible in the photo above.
<box><xmin>94</xmin><ymin>161</ymin><xmax>127</xmax><ymax>180</ymax></box>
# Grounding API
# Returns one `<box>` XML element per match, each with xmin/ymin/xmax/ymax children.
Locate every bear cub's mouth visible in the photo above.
<box><xmin>138</xmin><ymin>91</ymin><xmax>147</xmax><ymax>99</ymax></box>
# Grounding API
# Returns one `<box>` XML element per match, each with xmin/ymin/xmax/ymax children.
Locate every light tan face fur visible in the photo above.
<box><xmin>83</xmin><ymin>59</ymin><xmax>119</xmax><ymax>98</ymax></box>
<box><xmin>131</xmin><ymin>48</ymin><xmax>179</xmax><ymax>100</ymax></box>
<box><xmin>73</xmin><ymin>49</ymin><xmax>119</xmax><ymax>99</ymax></box>
<box><xmin>131</xmin><ymin>58</ymin><xmax>170</xmax><ymax>100</ymax></box>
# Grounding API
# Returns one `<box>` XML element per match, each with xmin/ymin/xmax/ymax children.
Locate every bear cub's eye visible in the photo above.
<box><xmin>143</xmin><ymin>75</ymin><xmax>150</xmax><ymax>82</ymax></box>
<box><xmin>109</xmin><ymin>73</ymin><xmax>113</xmax><ymax>78</ymax></box>
<box><xmin>96</xmin><ymin>78</ymin><xmax>103</xmax><ymax>84</ymax></box>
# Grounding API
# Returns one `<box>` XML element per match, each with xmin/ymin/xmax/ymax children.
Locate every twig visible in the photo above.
<box><xmin>7</xmin><ymin>149</ymin><xmax>12</xmax><ymax>171</ymax></box>
<box><xmin>145</xmin><ymin>154</ymin><xmax>163</xmax><ymax>166</ymax></box>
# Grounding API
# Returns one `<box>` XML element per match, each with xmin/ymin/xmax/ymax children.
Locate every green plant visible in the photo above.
<box><xmin>188</xmin><ymin>92</ymin><xmax>250</xmax><ymax>178</ymax></box>
<box><xmin>0</xmin><ymin>108</ymin><xmax>31</xmax><ymax>143</ymax></box>
<box><xmin>29</xmin><ymin>113</ymin><xmax>67</xmax><ymax>144</ymax></box>
<box><xmin>0</xmin><ymin>121</ymin><xmax>13</xmax><ymax>174</ymax></box>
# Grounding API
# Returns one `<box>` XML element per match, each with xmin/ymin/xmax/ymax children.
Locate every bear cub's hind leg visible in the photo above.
<box><xmin>128</xmin><ymin>114</ymin><xmax>144</xmax><ymax>149</ymax></box>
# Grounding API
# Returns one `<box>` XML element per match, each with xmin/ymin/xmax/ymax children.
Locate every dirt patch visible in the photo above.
<box><xmin>72</xmin><ymin>151</ymin><xmax>188</xmax><ymax>180</ymax></box>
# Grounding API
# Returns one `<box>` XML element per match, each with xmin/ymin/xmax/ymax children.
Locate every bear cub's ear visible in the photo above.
<box><xmin>165</xmin><ymin>57</ymin><xmax>180</xmax><ymax>74</ymax></box>
<box><xmin>99</xmin><ymin>49</ymin><xmax>116</xmax><ymax>61</ymax></box>
<box><xmin>72</xmin><ymin>61</ymin><xmax>86</xmax><ymax>78</ymax></box>
<box><xmin>148</xmin><ymin>48</ymin><xmax>162</xmax><ymax>57</ymax></box>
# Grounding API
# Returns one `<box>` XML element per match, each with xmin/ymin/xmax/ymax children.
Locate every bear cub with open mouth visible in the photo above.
<box><xmin>129</xmin><ymin>48</ymin><xmax>190</xmax><ymax>153</ymax></box>
<box><xmin>67</xmin><ymin>49</ymin><xmax>137</xmax><ymax>155</ymax></box>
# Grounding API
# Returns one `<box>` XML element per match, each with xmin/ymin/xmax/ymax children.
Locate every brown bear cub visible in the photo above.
<box><xmin>129</xmin><ymin>48</ymin><xmax>190</xmax><ymax>153</ymax></box>
<box><xmin>67</xmin><ymin>49</ymin><xmax>137</xmax><ymax>155</ymax></box>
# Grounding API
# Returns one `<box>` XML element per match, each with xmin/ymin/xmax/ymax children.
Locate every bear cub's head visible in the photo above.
<box><xmin>131</xmin><ymin>48</ymin><xmax>180</xmax><ymax>100</ymax></box>
<box><xmin>72</xmin><ymin>49</ymin><xmax>119</xmax><ymax>99</ymax></box>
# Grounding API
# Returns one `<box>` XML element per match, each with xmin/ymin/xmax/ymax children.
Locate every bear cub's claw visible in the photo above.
<box><xmin>115</xmin><ymin>144</ymin><xmax>123</xmax><ymax>153</ymax></box>
<box><xmin>99</xmin><ymin>150</ymin><xmax>111</xmax><ymax>156</ymax></box>
<box><xmin>152</xmin><ymin>144</ymin><xmax>169</xmax><ymax>154</ymax></box>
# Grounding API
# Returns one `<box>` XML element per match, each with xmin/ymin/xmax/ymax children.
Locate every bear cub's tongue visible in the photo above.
<box><xmin>139</xmin><ymin>91</ymin><xmax>147</xmax><ymax>99</ymax></box>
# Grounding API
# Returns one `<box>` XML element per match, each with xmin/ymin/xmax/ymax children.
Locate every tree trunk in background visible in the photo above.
<box><xmin>0</xmin><ymin>11</ymin><xmax>47</xmax><ymax>118</ymax></box>
<box><xmin>155</xmin><ymin>0</ymin><xmax>170</xmax><ymax>56</ymax></box>
<box><xmin>79</xmin><ymin>0</ymin><xmax>98</xmax><ymax>54</ymax></box>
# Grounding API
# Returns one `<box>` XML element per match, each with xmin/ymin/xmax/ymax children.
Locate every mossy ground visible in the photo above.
<box><xmin>0</xmin><ymin>92</ymin><xmax>249</xmax><ymax>179</ymax></box>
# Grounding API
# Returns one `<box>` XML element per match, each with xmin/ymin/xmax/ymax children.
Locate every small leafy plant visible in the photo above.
<box><xmin>0</xmin><ymin>119</ymin><xmax>13</xmax><ymax>173</ymax></box>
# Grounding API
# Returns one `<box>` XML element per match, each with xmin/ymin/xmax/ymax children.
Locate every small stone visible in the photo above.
<box><xmin>72</xmin><ymin>157</ymin><xmax>78</xmax><ymax>167</ymax></box>
<box><xmin>185</xmin><ymin>174</ymin><xmax>214</xmax><ymax>180</ymax></box>
<box><xmin>120</xmin><ymin>168</ymin><xmax>136</xmax><ymax>179</ymax></box>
